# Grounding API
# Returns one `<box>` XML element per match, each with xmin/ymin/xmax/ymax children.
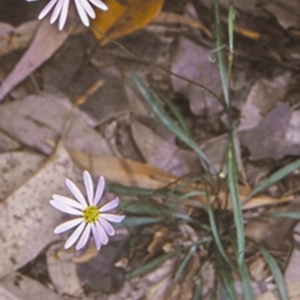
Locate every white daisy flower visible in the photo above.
<box><xmin>50</xmin><ymin>171</ymin><xmax>125</xmax><ymax>250</ymax></box>
<box><xmin>26</xmin><ymin>0</ymin><xmax>108</xmax><ymax>31</ymax></box>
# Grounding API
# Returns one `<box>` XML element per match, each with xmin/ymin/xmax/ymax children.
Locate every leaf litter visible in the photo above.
<box><xmin>1</xmin><ymin>0</ymin><xmax>300</xmax><ymax>298</ymax></box>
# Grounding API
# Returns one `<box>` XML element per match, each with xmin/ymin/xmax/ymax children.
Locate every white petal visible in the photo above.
<box><xmin>96</xmin><ymin>220</ymin><xmax>108</xmax><ymax>245</ymax></box>
<box><xmin>100</xmin><ymin>197</ymin><xmax>119</xmax><ymax>212</ymax></box>
<box><xmin>92</xmin><ymin>224</ymin><xmax>101</xmax><ymax>250</ymax></box>
<box><xmin>94</xmin><ymin>176</ymin><xmax>105</xmax><ymax>205</ymax></box>
<box><xmin>101</xmin><ymin>213</ymin><xmax>125</xmax><ymax>223</ymax></box>
<box><xmin>52</xmin><ymin>194</ymin><xmax>83</xmax><ymax>210</ymax></box>
<box><xmin>64</xmin><ymin>222</ymin><xmax>86</xmax><ymax>249</ymax></box>
<box><xmin>76</xmin><ymin>223</ymin><xmax>91</xmax><ymax>250</ymax></box>
<box><xmin>38</xmin><ymin>0</ymin><xmax>58</xmax><ymax>20</ymax></box>
<box><xmin>50</xmin><ymin>0</ymin><xmax>64</xmax><ymax>24</ymax></box>
<box><xmin>58</xmin><ymin>0</ymin><xmax>70</xmax><ymax>30</ymax></box>
<box><xmin>99</xmin><ymin>218</ymin><xmax>115</xmax><ymax>236</ymax></box>
<box><xmin>74</xmin><ymin>0</ymin><xmax>90</xmax><ymax>26</ymax></box>
<box><xmin>65</xmin><ymin>179</ymin><xmax>87</xmax><ymax>208</ymax></box>
<box><xmin>89</xmin><ymin>0</ymin><xmax>108</xmax><ymax>11</ymax></box>
<box><xmin>79</xmin><ymin>0</ymin><xmax>96</xmax><ymax>18</ymax></box>
<box><xmin>54</xmin><ymin>218</ymin><xmax>84</xmax><ymax>234</ymax></box>
<box><xmin>50</xmin><ymin>200</ymin><xmax>83</xmax><ymax>216</ymax></box>
<box><xmin>83</xmin><ymin>171</ymin><xmax>94</xmax><ymax>206</ymax></box>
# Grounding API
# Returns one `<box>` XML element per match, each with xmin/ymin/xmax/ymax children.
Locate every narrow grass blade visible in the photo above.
<box><xmin>122</xmin><ymin>200</ymin><xmax>195</xmax><ymax>223</ymax></box>
<box><xmin>243</xmin><ymin>158</ymin><xmax>300</xmax><ymax>204</ymax></box>
<box><xmin>214</xmin><ymin>0</ymin><xmax>229</xmax><ymax>107</ymax></box>
<box><xmin>270</xmin><ymin>212</ymin><xmax>300</xmax><ymax>219</ymax></box>
<box><xmin>227</xmin><ymin>137</ymin><xmax>245</xmax><ymax>264</ymax></box>
<box><xmin>174</xmin><ymin>244</ymin><xmax>197</xmax><ymax>282</ymax></box>
<box><xmin>238</xmin><ymin>262</ymin><xmax>254</xmax><ymax>300</ymax></box>
<box><xmin>192</xmin><ymin>278</ymin><xmax>202</xmax><ymax>300</ymax></box>
<box><xmin>215</xmin><ymin>249</ymin><xmax>238</xmax><ymax>300</ymax></box>
<box><xmin>205</xmin><ymin>191</ymin><xmax>232</xmax><ymax>266</ymax></box>
<box><xmin>132</xmin><ymin>76</ymin><xmax>214</xmax><ymax>172</ymax></box>
<box><xmin>125</xmin><ymin>249</ymin><xmax>179</xmax><ymax>279</ymax></box>
<box><xmin>258</xmin><ymin>245</ymin><xmax>289</xmax><ymax>300</ymax></box>
<box><xmin>116</xmin><ymin>217</ymin><xmax>161</xmax><ymax>228</ymax></box>
<box><xmin>107</xmin><ymin>184</ymin><xmax>156</xmax><ymax>196</ymax></box>
<box><xmin>155</xmin><ymin>90</ymin><xmax>193</xmax><ymax>138</ymax></box>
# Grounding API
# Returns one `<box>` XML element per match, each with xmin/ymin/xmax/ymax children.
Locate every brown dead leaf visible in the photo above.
<box><xmin>92</xmin><ymin>0</ymin><xmax>165</xmax><ymax>44</ymax></box>
<box><xmin>154</xmin><ymin>12</ymin><xmax>213</xmax><ymax>39</ymax></box>
<box><xmin>234</xmin><ymin>25</ymin><xmax>260</xmax><ymax>40</ymax></box>
<box><xmin>68</xmin><ymin>149</ymin><xmax>177</xmax><ymax>189</ymax></box>
<box><xmin>68</xmin><ymin>149</ymin><xmax>291</xmax><ymax>210</ymax></box>
<box><xmin>145</xmin><ymin>226</ymin><xmax>169</xmax><ymax>262</ymax></box>
<box><xmin>248</xmin><ymin>253</ymin><xmax>269</xmax><ymax>282</ymax></box>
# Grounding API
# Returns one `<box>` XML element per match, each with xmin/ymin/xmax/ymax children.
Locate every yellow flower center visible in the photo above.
<box><xmin>83</xmin><ymin>206</ymin><xmax>100</xmax><ymax>223</ymax></box>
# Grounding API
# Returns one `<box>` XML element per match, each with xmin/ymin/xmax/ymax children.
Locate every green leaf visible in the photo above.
<box><xmin>192</xmin><ymin>278</ymin><xmax>202</xmax><ymax>300</ymax></box>
<box><xmin>258</xmin><ymin>245</ymin><xmax>289</xmax><ymax>300</ymax></box>
<box><xmin>174</xmin><ymin>244</ymin><xmax>197</xmax><ymax>282</ymax></box>
<box><xmin>227</xmin><ymin>137</ymin><xmax>245</xmax><ymax>264</ymax></box>
<box><xmin>116</xmin><ymin>217</ymin><xmax>161</xmax><ymax>228</ymax></box>
<box><xmin>243</xmin><ymin>158</ymin><xmax>300</xmax><ymax>204</ymax></box>
<box><xmin>107</xmin><ymin>184</ymin><xmax>156</xmax><ymax>196</ymax></box>
<box><xmin>132</xmin><ymin>76</ymin><xmax>214</xmax><ymax>172</ymax></box>
<box><xmin>206</xmin><ymin>191</ymin><xmax>231</xmax><ymax>266</ymax></box>
<box><xmin>154</xmin><ymin>90</ymin><xmax>192</xmax><ymax>138</ymax></box>
<box><xmin>270</xmin><ymin>212</ymin><xmax>300</xmax><ymax>219</ymax></box>
<box><xmin>238</xmin><ymin>262</ymin><xmax>254</xmax><ymax>300</ymax></box>
<box><xmin>215</xmin><ymin>249</ymin><xmax>238</xmax><ymax>300</ymax></box>
<box><xmin>126</xmin><ymin>250</ymin><xmax>179</xmax><ymax>279</ymax></box>
<box><xmin>122</xmin><ymin>200</ymin><xmax>195</xmax><ymax>223</ymax></box>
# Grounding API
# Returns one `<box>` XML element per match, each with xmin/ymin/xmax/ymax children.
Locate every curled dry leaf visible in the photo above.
<box><xmin>0</xmin><ymin>143</ymin><xmax>74</xmax><ymax>279</ymax></box>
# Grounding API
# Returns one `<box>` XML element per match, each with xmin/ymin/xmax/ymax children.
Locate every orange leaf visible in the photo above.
<box><xmin>92</xmin><ymin>0</ymin><xmax>165</xmax><ymax>44</ymax></box>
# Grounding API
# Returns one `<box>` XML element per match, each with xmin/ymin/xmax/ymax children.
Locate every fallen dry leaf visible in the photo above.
<box><xmin>145</xmin><ymin>226</ymin><xmax>169</xmax><ymax>262</ymax></box>
<box><xmin>0</xmin><ymin>21</ymin><xmax>38</xmax><ymax>57</ymax></box>
<box><xmin>68</xmin><ymin>149</ymin><xmax>291</xmax><ymax>210</ymax></box>
<box><xmin>255</xmin><ymin>279</ymin><xmax>300</xmax><ymax>300</ymax></box>
<box><xmin>238</xmin><ymin>72</ymin><xmax>291</xmax><ymax>131</ymax></box>
<box><xmin>46</xmin><ymin>243</ymin><xmax>84</xmax><ymax>298</ymax></box>
<box><xmin>92</xmin><ymin>0</ymin><xmax>165</xmax><ymax>44</ymax></box>
<box><xmin>0</xmin><ymin>273</ymin><xmax>62</xmax><ymax>300</ymax></box>
<box><xmin>131</xmin><ymin>117</ymin><xmax>200</xmax><ymax>177</ymax></box>
<box><xmin>0</xmin><ymin>19</ymin><xmax>72</xmax><ymax>101</ymax></box>
<box><xmin>0</xmin><ymin>94</ymin><xmax>111</xmax><ymax>155</ymax></box>
<box><xmin>171</xmin><ymin>37</ymin><xmax>223</xmax><ymax>116</ymax></box>
<box><xmin>153</xmin><ymin>12</ymin><xmax>213</xmax><ymax>39</ymax></box>
<box><xmin>0</xmin><ymin>143</ymin><xmax>74</xmax><ymax>279</ymax></box>
<box><xmin>239</xmin><ymin>102</ymin><xmax>300</xmax><ymax>160</ymax></box>
<box><xmin>0</xmin><ymin>151</ymin><xmax>45</xmax><ymax>199</ymax></box>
